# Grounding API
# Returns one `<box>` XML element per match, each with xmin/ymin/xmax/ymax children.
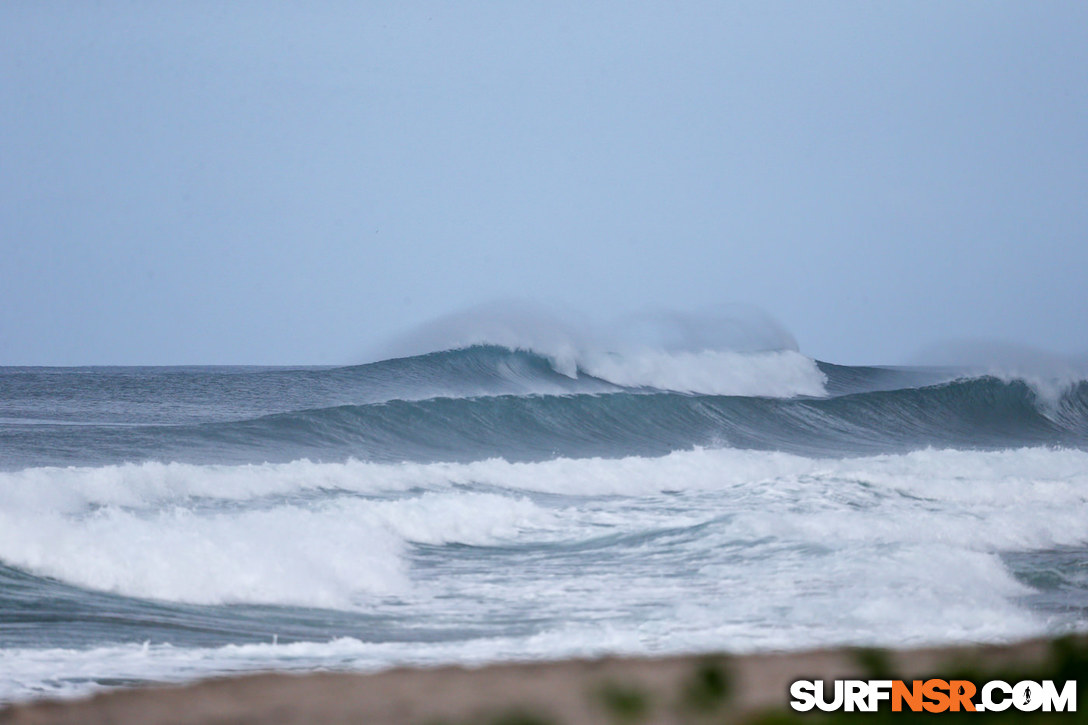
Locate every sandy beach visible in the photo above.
<box><xmin>3</xmin><ymin>636</ymin><xmax>1084</xmax><ymax>724</ymax></box>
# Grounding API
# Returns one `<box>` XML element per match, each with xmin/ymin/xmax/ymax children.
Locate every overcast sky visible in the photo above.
<box><xmin>2</xmin><ymin>1</ymin><xmax>1085</xmax><ymax>365</ymax></box>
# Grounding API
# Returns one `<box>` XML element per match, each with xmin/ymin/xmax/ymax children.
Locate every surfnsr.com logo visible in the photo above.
<box><xmin>790</xmin><ymin>679</ymin><xmax>1077</xmax><ymax>713</ymax></box>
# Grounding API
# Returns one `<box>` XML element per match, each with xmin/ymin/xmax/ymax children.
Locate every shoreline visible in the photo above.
<box><xmin>3</xmin><ymin>635</ymin><xmax>1084</xmax><ymax>724</ymax></box>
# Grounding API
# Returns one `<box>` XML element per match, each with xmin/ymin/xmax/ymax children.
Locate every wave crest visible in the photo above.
<box><xmin>375</xmin><ymin>301</ymin><xmax>818</xmax><ymax>396</ymax></box>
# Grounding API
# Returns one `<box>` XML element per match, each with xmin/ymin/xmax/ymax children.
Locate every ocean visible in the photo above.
<box><xmin>1</xmin><ymin>344</ymin><xmax>1086</xmax><ymax>702</ymax></box>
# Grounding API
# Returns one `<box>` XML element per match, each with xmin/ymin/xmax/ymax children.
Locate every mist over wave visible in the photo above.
<box><xmin>914</xmin><ymin>339</ymin><xmax>1088</xmax><ymax>408</ymax></box>
<box><xmin>377</xmin><ymin>301</ymin><xmax>808</xmax><ymax>381</ymax></box>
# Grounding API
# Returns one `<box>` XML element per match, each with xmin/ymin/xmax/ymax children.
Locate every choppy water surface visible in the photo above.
<box><xmin>2</xmin><ymin>344</ymin><xmax>1086</xmax><ymax>701</ymax></box>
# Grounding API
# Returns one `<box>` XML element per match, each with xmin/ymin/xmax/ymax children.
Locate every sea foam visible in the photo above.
<box><xmin>1</xmin><ymin>448</ymin><xmax>1085</xmax><ymax>610</ymax></box>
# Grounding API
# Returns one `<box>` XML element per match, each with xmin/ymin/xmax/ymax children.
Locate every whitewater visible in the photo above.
<box><xmin>1</xmin><ymin>342</ymin><xmax>1087</xmax><ymax>702</ymax></box>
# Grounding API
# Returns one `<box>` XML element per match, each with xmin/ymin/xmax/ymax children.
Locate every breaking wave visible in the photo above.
<box><xmin>2</xmin><ymin>336</ymin><xmax>1087</xmax><ymax>702</ymax></box>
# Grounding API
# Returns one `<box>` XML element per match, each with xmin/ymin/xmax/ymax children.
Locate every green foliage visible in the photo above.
<box><xmin>681</xmin><ymin>657</ymin><xmax>733</xmax><ymax>713</ymax></box>
<box><xmin>596</xmin><ymin>681</ymin><xmax>651</xmax><ymax>722</ymax></box>
<box><xmin>851</xmin><ymin>647</ymin><xmax>894</xmax><ymax>679</ymax></box>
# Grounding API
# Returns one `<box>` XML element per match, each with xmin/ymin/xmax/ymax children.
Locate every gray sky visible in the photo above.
<box><xmin>2</xmin><ymin>1</ymin><xmax>1086</xmax><ymax>365</ymax></box>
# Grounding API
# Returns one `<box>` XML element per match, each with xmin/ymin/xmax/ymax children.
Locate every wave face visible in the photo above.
<box><xmin>1</xmin><ymin>345</ymin><xmax>1087</xmax><ymax>701</ymax></box>
<box><xmin>0</xmin><ymin>347</ymin><xmax>1084</xmax><ymax>469</ymax></box>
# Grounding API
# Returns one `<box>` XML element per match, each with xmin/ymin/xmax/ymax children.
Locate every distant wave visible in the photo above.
<box><xmin>0</xmin><ymin>350</ymin><xmax>1083</xmax><ymax>468</ymax></box>
<box><xmin>208</xmin><ymin>375</ymin><xmax>1086</xmax><ymax>457</ymax></box>
<box><xmin>342</xmin><ymin>344</ymin><xmax>827</xmax><ymax>398</ymax></box>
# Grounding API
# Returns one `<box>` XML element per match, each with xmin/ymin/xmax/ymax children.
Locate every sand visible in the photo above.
<box><xmin>0</xmin><ymin>636</ymin><xmax>1079</xmax><ymax>724</ymax></box>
